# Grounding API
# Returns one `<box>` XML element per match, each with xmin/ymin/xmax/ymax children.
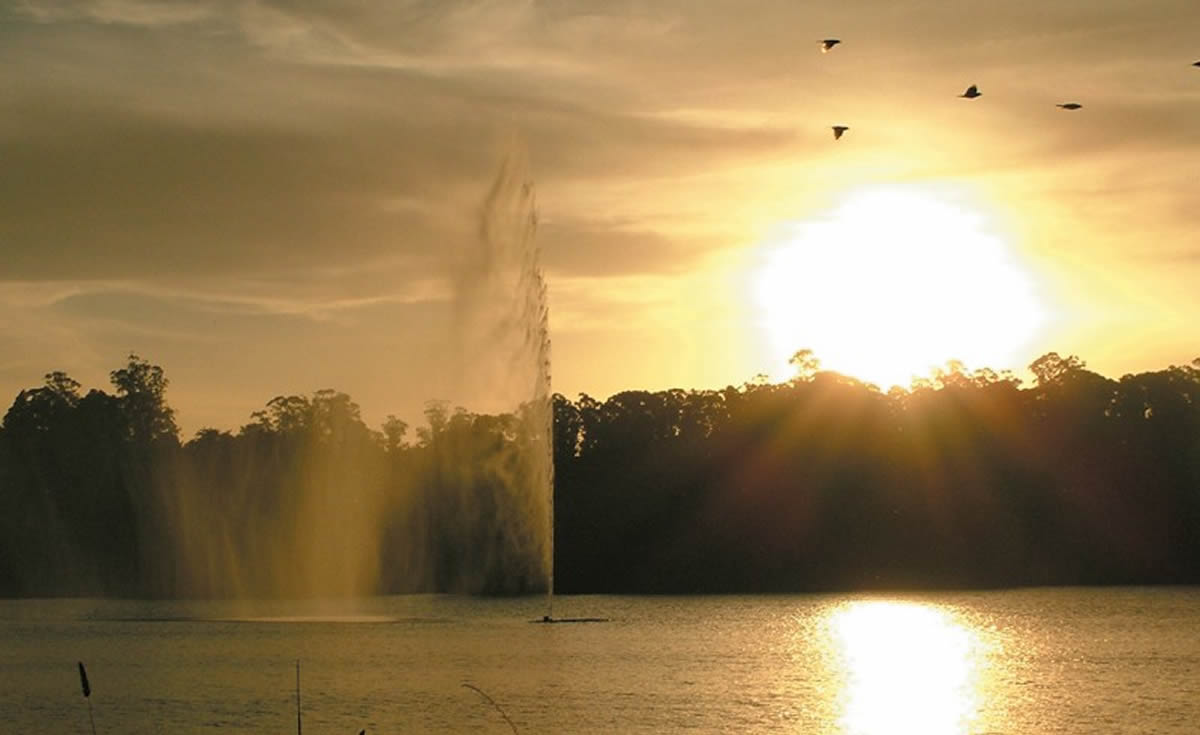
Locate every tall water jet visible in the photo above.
<box><xmin>450</xmin><ymin>145</ymin><xmax>553</xmax><ymax>604</ymax></box>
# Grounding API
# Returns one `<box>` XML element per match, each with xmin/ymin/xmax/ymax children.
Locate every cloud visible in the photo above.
<box><xmin>15</xmin><ymin>0</ymin><xmax>215</xmax><ymax>26</ymax></box>
<box><xmin>539</xmin><ymin>217</ymin><xmax>728</xmax><ymax>278</ymax></box>
<box><xmin>0</xmin><ymin>7</ymin><xmax>798</xmax><ymax>285</ymax></box>
<box><xmin>7</xmin><ymin>0</ymin><xmax>1194</xmax><ymax>288</ymax></box>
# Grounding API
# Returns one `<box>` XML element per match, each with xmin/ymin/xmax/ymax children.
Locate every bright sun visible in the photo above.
<box><xmin>753</xmin><ymin>183</ymin><xmax>1048</xmax><ymax>388</ymax></box>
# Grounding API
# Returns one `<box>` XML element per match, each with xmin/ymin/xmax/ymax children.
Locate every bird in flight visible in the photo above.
<box><xmin>832</xmin><ymin>125</ymin><xmax>849</xmax><ymax>140</ymax></box>
<box><xmin>1056</xmin><ymin>102</ymin><xmax>1082</xmax><ymax>110</ymax></box>
<box><xmin>819</xmin><ymin>39</ymin><xmax>841</xmax><ymax>53</ymax></box>
<box><xmin>959</xmin><ymin>84</ymin><xmax>981</xmax><ymax>99</ymax></box>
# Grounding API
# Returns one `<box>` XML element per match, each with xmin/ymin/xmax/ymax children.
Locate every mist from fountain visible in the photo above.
<box><xmin>155</xmin><ymin>148</ymin><xmax>553</xmax><ymax>605</ymax></box>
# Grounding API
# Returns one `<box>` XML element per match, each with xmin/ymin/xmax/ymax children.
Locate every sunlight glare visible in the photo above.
<box><xmin>827</xmin><ymin>601</ymin><xmax>987</xmax><ymax>735</ymax></box>
<box><xmin>753</xmin><ymin>184</ymin><xmax>1048</xmax><ymax>387</ymax></box>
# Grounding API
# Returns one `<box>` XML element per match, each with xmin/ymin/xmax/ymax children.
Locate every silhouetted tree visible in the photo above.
<box><xmin>381</xmin><ymin>415</ymin><xmax>409</xmax><ymax>453</ymax></box>
<box><xmin>110</xmin><ymin>353</ymin><xmax>178</xmax><ymax>444</ymax></box>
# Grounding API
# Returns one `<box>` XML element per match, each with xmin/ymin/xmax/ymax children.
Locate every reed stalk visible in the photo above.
<box><xmin>295</xmin><ymin>660</ymin><xmax>302</xmax><ymax>735</ymax></box>
<box><xmin>462</xmin><ymin>682</ymin><xmax>519</xmax><ymax>735</ymax></box>
<box><xmin>78</xmin><ymin>661</ymin><xmax>97</xmax><ymax>735</ymax></box>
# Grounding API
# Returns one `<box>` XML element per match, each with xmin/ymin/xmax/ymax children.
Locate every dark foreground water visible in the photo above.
<box><xmin>2</xmin><ymin>588</ymin><xmax>1198</xmax><ymax>733</ymax></box>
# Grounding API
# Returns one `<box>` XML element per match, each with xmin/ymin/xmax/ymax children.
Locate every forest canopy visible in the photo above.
<box><xmin>1</xmin><ymin>351</ymin><xmax>1198</xmax><ymax>597</ymax></box>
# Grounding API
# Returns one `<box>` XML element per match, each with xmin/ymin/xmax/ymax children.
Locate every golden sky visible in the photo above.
<box><xmin>2</xmin><ymin>0</ymin><xmax>1199</xmax><ymax>436</ymax></box>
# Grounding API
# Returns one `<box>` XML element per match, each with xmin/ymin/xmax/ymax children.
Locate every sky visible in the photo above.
<box><xmin>2</xmin><ymin>0</ymin><xmax>1199</xmax><ymax>437</ymax></box>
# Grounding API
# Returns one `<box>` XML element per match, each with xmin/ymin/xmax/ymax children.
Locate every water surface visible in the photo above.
<box><xmin>2</xmin><ymin>588</ymin><xmax>1198</xmax><ymax>733</ymax></box>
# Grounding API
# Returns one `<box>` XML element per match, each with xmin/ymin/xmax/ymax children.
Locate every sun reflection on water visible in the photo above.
<box><xmin>826</xmin><ymin>600</ymin><xmax>991</xmax><ymax>735</ymax></box>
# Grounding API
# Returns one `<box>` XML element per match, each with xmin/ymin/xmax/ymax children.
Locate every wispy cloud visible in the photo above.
<box><xmin>16</xmin><ymin>0</ymin><xmax>215</xmax><ymax>26</ymax></box>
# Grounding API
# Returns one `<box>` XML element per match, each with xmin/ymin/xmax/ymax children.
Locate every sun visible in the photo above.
<box><xmin>752</xmin><ymin>183</ymin><xmax>1048</xmax><ymax>388</ymax></box>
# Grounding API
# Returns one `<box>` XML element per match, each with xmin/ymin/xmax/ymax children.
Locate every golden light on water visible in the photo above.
<box><xmin>827</xmin><ymin>601</ymin><xmax>990</xmax><ymax>735</ymax></box>
<box><xmin>753</xmin><ymin>183</ymin><xmax>1050</xmax><ymax>387</ymax></box>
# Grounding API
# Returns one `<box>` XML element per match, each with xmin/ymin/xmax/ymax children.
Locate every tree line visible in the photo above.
<box><xmin>0</xmin><ymin>355</ymin><xmax>547</xmax><ymax>598</ymax></box>
<box><xmin>554</xmin><ymin>351</ymin><xmax>1200</xmax><ymax>591</ymax></box>
<box><xmin>1</xmin><ymin>351</ymin><xmax>1198</xmax><ymax>597</ymax></box>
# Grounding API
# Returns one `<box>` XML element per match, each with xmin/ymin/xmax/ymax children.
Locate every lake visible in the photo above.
<box><xmin>2</xmin><ymin>588</ymin><xmax>1198</xmax><ymax>733</ymax></box>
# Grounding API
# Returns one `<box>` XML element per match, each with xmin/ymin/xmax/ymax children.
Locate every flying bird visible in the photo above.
<box><xmin>819</xmin><ymin>39</ymin><xmax>841</xmax><ymax>53</ymax></box>
<box><xmin>832</xmin><ymin>125</ymin><xmax>849</xmax><ymax>140</ymax></box>
<box><xmin>1056</xmin><ymin>102</ymin><xmax>1082</xmax><ymax>110</ymax></box>
<box><xmin>959</xmin><ymin>84</ymin><xmax>981</xmax><ymax>99</ymax></box>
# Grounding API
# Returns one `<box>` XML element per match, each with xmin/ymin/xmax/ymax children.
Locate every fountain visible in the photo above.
<box><xmin>0</xmin><ymin>149</ymin><xmax>560</xmax><ymax>605</ymax></box>
<box><xmin>453</xmin><ymin>146</ymin><xmax>555</xmax><ymax>608</ymax></box>
<box><xmin>150</xmin><ymin>148</ymin><xmax>554</xmax><ymax>604</ymax></box>
<box><xmin>459</xmin><ymin>146</ymin><xmax>603</xmax><ymax>622</ymax></box>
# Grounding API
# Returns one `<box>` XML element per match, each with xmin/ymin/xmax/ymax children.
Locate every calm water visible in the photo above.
<box><xmin>2</xmin><ymin>589</ymin><xmax>1198</xmax><ymax>734</ymax></box>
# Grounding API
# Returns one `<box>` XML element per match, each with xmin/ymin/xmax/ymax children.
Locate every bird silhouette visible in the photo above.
<box><xmin>1056</xmin><ymin>102</ymin><xmax>1082</xmax><ymax>110</ymax></box>
<box><xmin>959</xmin><ymin>84</ymin><xmax>981</xmax><ymax>99</ymax></box>
<box><xmin>832</xmin><ymin>126</ymin><xmax>849</xmax><ymax>140</ymax></box>
<box><xmin>819</xmin><ymin>39</ymin><xmax>841</xmax><ymax>53</ymax></box>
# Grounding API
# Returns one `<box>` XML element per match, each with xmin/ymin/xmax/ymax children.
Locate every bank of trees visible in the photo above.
<box><xmin>1</xmin><ymin>351</ymin><xmax>1198</xmax><ymax>597</ymax></box>
<box><xmin>554</xmin><ymin>352</ymin><xmax>1200</xmax><ymax>591</ymax></box>
<box><xmin>0</xmin><ymin>355</ymin><xmax>547</xmax><ymax>597</ymax></box>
